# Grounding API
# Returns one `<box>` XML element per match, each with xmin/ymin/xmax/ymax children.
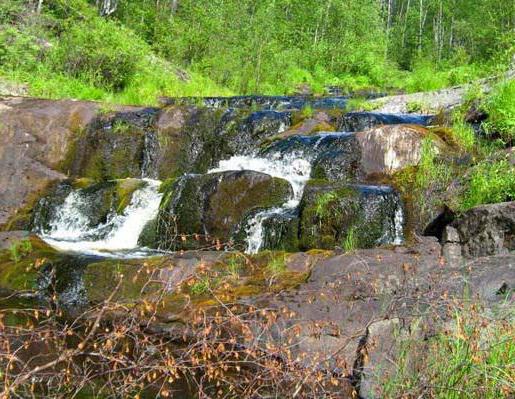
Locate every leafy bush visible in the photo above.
<box><xmin>460</xmin><ymin>158</ymin><xmax>515</xmax><ymax>211</ymax></box>
<box><xmin>482</xmin><ymin>80</ymin><xmax>515</xmax><ymax>144</ymax></box>
<box><xmin>50</xmin><ymin>19</ymin><xmax>144</xmax><ymax>91</ymax></box>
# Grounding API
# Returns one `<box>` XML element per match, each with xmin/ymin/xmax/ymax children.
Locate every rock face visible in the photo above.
<box><xmin>298</xmin><ymin>181</ymin><xmax>402</xmax><ymax>250</ymax></box>
<box><xmin>355</xmin><ymin>124</ymin><xmax>440</xmax><ymax>176</ymax></box>
<box><xmin>156</xmin><ymin>171</ymin><xmax>293</xmax><ymax>250</ymax></box>
<box><xmin>0</xmin><ymin>97</ymin><xmax>99</xmax><ymax>226</ymax></box>
<box><xmin>452</xmin><ymin>202</ymin><xmax>515</xmax><ymax>257</ymax></box>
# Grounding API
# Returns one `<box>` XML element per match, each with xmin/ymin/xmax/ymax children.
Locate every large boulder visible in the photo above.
<box><xmin>452</xmin><ymin>202</ymin><xmax>515</xmax><ymax>258</ymax></box>
<box><xmin>298</xmin><ymin>181</ymin><xmax>403</xmax><ymax>250</ymax></box>
<box><xmin>355</xmin><ymin>124</ymin><xmax>444</xmax><ymax>176</ymax></box>
<box><xmin>156</xmin><ymin>171</ymin><xmax>293</xmax><ymax>250</ymax></box>
<box><xmin>155</xmin><ymin>107</ymin><xmax>291</xmax><ymax>179</ymax></box>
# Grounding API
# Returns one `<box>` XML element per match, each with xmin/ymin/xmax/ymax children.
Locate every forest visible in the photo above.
<box><xmin>1</xmin><ymin>0</ymin><xmax>514</xmax><ymax>103</ymax></box>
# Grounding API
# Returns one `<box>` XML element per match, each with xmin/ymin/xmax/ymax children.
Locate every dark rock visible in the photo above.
<box><xmin>453</xmin><ymin>202</ymin><xmax>515</xmax><ymax>258</ymax></box>
<box><xmin>156</xmin><ymin>171</ymin><xmax>293</xmax><ymax>250</ymax></box>
<box><xmin>260</xmin><ymin>210</ymin><xmax>300</xmax><ymax>252</ymax></box>
<box><xmin>159</xmin><ymin>95</ymin><xmax>348</xmax><ymax>111</ymax></box>
<box><xmin>67</xmin><ymin>110</ymin><xmax>158</xmax><ymax>180</ymax></box>
<box><xmin>298</xmin><ymin>181</ymin><xmax>403</xmax><ymax>250</ymax></box>
<box><xmin>339</xmin><ymin>112</ymin><xmax>433</xmax><ymax>132</ymax></box>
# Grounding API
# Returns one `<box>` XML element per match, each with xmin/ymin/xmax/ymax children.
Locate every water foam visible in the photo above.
<box><xmin>41</xmin><ymin>179</ymin><xmax>162</xmax><ymax>257</ymax></box>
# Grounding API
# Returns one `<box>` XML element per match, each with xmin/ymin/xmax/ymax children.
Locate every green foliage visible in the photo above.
<box><xmin>341</xmin><ymin>226</ymin><xmax>357</xmax><ymax>253</ymax></box>
<box><xmin>459</xmin><ymin>158</ymin><xmax>515</xmax><ymax>211</ymax></box>
<box><xmin>482</xmin><ymin>80</ymin><xmax>515</xmax><ymax>144</ymax></box>
<box><xmin>50</xmin><ymin>19</ymin><xmax>143</xmax><ymax>90</ymax></box>
<box><xmin>314</xmin><ymin>191</ymin><xmax>339</xmax><ymax>219</ymax></box>
<box><xmin>0</xmin><ymin>0</ymin><xmax>513</xmax><ymax>101</ymax></box>
<box><xmin>450</xmin><ymin>120</ymin><xmax>476</xmax><ymax>152</ymax></box>
<box><xmin>190</xmin><ymin>276</ymin><xmax>211</xmax><ymax>296</ymax></box>
<box><xmin>9</xmin><ymin>239</ymin><xmax>32</xmax><ymax>263</ymax></box>
<box><xmin>346</xmin><ymin>97</ymin><xmax>381</xmax><ymax>112</ymax></box>
<box><xmin>266</xmin><ymin>253</ymin><xmax>286</xmax><ymax>276</ymax></box>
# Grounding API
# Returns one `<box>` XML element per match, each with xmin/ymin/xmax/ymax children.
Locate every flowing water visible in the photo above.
<box><xmin>208</xmin><ymin>152</ymin><xmax>312</xmax><ymax>253</ymax></box>
<box><xmin>39</xmin><ymin>179</ymin><xmax>163</xmax><ymax>257</ymax></box>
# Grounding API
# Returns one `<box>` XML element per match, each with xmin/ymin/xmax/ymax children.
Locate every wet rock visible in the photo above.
<box><xmin>0</xmin><ymin>231</ymin><xmax>30</xmax><ymax>250</ymax></box>
<box><xmin>453</xmin><ymin>202</ymin><xmax>515</xmax><ymax>258</ymax></box>
<box><xmin>355</xmin><ymin>124</ymin><xmax>444</xmax><ymax>176</ymax></box>
<box><xmin>260</xmin><ymin>211</ymin><xmax>300</xmax><ymax>252</ymax></box>
<box><xmin>274</xmin><ymin>111</ymin><xmax>336</xmax><ymax>139</ymax></box>
<box><xmin>339</xmin><ymin>112</ymin><xmax>433</xmax><ymax>132</ymax></box>
<box><xmin>155</xmin><ymin>106</ymin><xmax>235</xmax><ymax>178</ymax></box>
<box><xmin>67</xmin><ymin>110</ymin><xmax>158</xmax><ymax>180</ymax></box>
<box><xmin>156</xmin><ymin>171</ymin><xmax>293</xmax><ymax>250</ymax></box>
<box><xmin>261</xmin><ymin>132</ymin><xmax>362</xmax><ymax>183</ymax></box>
<box><xmin>160</xmin><ymin>95</ymin><xmax>348</xmax><ymax>111</ymax></box>
<box><xmin>298</xmin><ymin>181</ymin><xmax>402</xmax><ymax>250</ymax></box>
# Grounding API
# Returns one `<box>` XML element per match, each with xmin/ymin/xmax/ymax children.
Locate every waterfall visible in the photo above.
<box><xmin>40</xmin><ymin>179</ymin><xmax>162</xmax><ymax>257</ymax></box>
<box><xmin>208</xmin><ymin>153</ymin><xmax>312</xmax><ymax>253</ymax></box>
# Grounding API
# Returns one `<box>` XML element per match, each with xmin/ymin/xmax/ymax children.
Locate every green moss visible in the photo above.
<box><xmin>115</xmin><ymin>178</ymin><xmax>146</xmax><ymax>214</ymax></box>
<box><xmin>83</xmin><ymin>257</ymin><xmax>168</xmax><ymax>303</ymax></box>
<box><xmin>299</xmin><ymin>182</ymin><xmax>364</xmax><ymax>250</ymax></box>
<box><xmin>0</xmin><ymin>236</ymin><xmax>59</xmax><ymax>292</ymax></box>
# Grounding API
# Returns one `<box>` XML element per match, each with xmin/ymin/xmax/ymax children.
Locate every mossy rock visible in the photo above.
<box><xmin>65</xmin><ymin>112</ymin><xmax>153</xmax><ymax>180</ymax></box>
<box><xmin>156</xmin><ymin>171</ymin><xmax>293</xmax><ymax>250</ymax></box>
<box><xmin>83</xmin><ymin>257</ymin><xmax>169</xmax><ymax>303</ymax></box>
<box><xmin>0</xmin><ymin>236</ymin><xmax>59</xmax><ymax>292</ymax></box>
<box><xmin>298</xmin><ymin>180</ymin><xmax>402</xmax><ymax>250</ymax></box>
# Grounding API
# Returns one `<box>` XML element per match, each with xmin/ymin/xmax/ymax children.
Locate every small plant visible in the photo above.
<box><xmin>314</xmin><ymin>191</ymin><xmax>339</xmax><ymax>219</ymax></box>
<box><xmin>406</xmin><ymin>100</ymin><xmax>428</xmax><ymax>113</ymax></box>
<box><xmin>342</xmin><ymin>226</ymin><xmax>358</xmax><ymax>252</ymax></box>
<box><xmin>190</xmin><ymin>276</ymin><xmax>211</xmax><ymax>295</ymax></box>
<box><xmin>112</xmin><ymin>119</ymin><xmax>131</xmax><ymax>134</ymax></box>
<box><xmin>300</xmin><ymin>104</ymin><xmax>314</xmax><ymax>118</ymax></box>
<box><xmin>225</xmin><ymin>254</ymin><xmax>244</xmax><ymax>279</ymax></box>
<box><xmin>9</xmin><ymin>239</ymin><xmax>32</xmax><ymax>263</ymax></box>
<box><xmin>266</xmin><ymin>253</ymin><xmax>286</xmax><ymax>276</ymax></box>
<box><xmin>346</xmin><ymin>97</ymin><xmax>380</xmax><ymax>112</ymax></box>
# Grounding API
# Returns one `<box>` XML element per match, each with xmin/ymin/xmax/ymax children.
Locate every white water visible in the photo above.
<box><xmin>208</xmin><ymin>153</ymin><xmax>312</xmax><ymax>253</ymax></box>
<box><xmin>40</xmin><ymin>179</ymin><xmax>162</xmax><ymax>257</ymax></box>
<box><xmin>393</xmin><ymin>204</ymin><xmax>404</xmax><ymax>245</ymax></box>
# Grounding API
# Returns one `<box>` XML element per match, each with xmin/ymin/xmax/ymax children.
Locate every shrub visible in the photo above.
<box><xmin>50</xmin><ymin>19</ymin><xmax>144</xmax><ymax>91</ymax></box>
<box><xmin>482</xmin><ymin>80</ymin><xmax>515</xmax><ymax>144</ymax></box>
<box><xmin>460</xmin><ymin>158</ymin><xmax>515</xmax><ymax>211</ymax></box>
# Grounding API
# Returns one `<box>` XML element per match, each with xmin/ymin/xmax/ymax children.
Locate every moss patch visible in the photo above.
<box><xmin>0</xmin><ymin>236</ymin><xmax>59</xmax><ymax>292</ymax></box>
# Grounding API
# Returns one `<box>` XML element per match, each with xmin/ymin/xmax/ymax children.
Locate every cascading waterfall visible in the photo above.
<box><xmin>208</xmin><ymin>153</ymin><xmax>312</xmax><ymax>253</ymax></box>
<box><xmin>39</xmin><ymin>179</ymin><xmax>162</xmax><ymax>257</ymax></box>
